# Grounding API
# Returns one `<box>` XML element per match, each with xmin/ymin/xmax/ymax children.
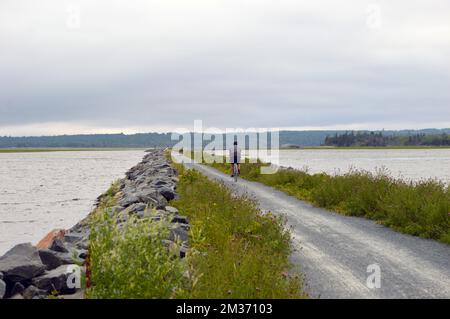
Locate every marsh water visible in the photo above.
<box><xmin>1</xmin><ymin>148</ymin><xmax>450</xmax><ymax>255</ymax></box>
<box><xmin>260</xmin><ymin>149</ymin><xmax>450</xmax><ymax>184</ymax></box>
<box><xmin>0</xmin><ymin>150</ymin><xmax>145</xmax><ymax>254</ymax></box>
<box><xmin>212</xmin><ymin>148</ymin><xmax>450</xmax><ymax>183</ymax></box>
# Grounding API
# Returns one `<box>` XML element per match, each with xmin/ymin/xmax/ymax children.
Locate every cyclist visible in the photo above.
<box><xmin>229</xmin><ymin>141</ymin><xmax>242</xmax><ymax>177</ymax></box>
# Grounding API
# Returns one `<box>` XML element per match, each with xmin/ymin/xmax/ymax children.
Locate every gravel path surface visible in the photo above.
<box><xmin>177</xmin><ymin>154</ymin><xmax>450</xmax><ymax>299</ymax></box>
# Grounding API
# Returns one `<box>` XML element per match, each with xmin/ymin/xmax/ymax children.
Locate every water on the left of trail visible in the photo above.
<box><xmin>0</xmin><ymin>150</ymin><xmax>145</xmax><ymax>255</ymax></box>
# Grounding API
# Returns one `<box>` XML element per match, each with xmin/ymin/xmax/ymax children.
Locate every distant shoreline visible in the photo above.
<box><xmin>2</xmin><ymin>145</ymin><xmax>450</xmax><ymax>153</ymax></box>
<box><xmin>282</xmin><ymin>146</ymin><xmax>450</xmax><ymax>150</ymax></box>
<box><xmin>0</xmin><ymin>147</ymin><xmax>148</xmax><ymax>153</ymax></box>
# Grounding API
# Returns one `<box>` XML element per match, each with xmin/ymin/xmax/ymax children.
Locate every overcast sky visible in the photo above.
<box><xmin>1</xmin><ymin>0</ymin><xmax>449</xmax><ymax>136</ymax></box>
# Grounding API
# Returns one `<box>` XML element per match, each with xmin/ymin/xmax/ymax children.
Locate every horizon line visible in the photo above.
<box><xmin>1</xmin><ymin>127</ymin><xmax>450</xmax><ymax>138</ymax></box>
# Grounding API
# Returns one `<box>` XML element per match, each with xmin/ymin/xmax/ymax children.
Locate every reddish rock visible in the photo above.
<box><xmin>36</xmin><ymin>229</ymin><xmax>66</xmax><ymax>250</ymax></box>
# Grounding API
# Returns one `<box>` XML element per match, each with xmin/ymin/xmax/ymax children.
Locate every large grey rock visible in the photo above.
<box><xmin>180</xmin><ymin>245</ymin><xmax>188</xmax><ymax>258</ymax></box>
<box><xmin>63</xmin><ymin>233</ymin><xmax>84</xmax><ymax>244</ymax></box>
<box><xmin>171</xmin><ymin>215</ymin><xmax>189</xmax><ymax>224</ymax></box>
<box><xmin>122</xmin><ymin>202</ymin><xmax>146</xmax><ymax>215</ymax></box>
<box><xmin>68</xmin><ymin>222</ymin><xmax>89</xmax><ymax>233</ymax></box>
<box><xmin>164</xmin><ymin>206</ymin><xmax>179</xmax><ymax>215</ymax></box>
<box><xmin>119</xmin><ymin>194</ymin><xmax>139</xmax><ymax>207</ymax></box>
<box><xmin>169</xmin><ymin>225</ymin><xmax>189</xmax><ymax>243</ymax></box>
<box><xmin>136</xmin><ymin>191</ymin><xmax>166</xmax><ymax>206</ymax></box>
<box><xmin>77</xmin><ymin>249</ymin><xmax>88</xmax><ymax>260</ymax></box>
<box><xmin>0</xmin><ymin>279</ymin><xmax>5</xmax><ymax>299</ymax></box>
<box><xmin>159</xmin><ymin>187</ymin><xmax>176</xmax><ymax>201</ymax></box>
<box><xmin>152</xmin><ymin>179</ymin><xmax>168</xmax><ymax>186</ymax></box>
<box><xmin>32</xmin><ymin>264</ymin><xmax>77</xmax><ymax>294</ymax></box>
<box><xmin>74</xmin><ymin>238</ymin><xmax>88</xmax><ymax>250</ymax></box>
<box><xmin>63</xmin><ymin>230</ymin><xmax>89</xmax><ymax>248</ymax></box>
<box><xmin>50</xmin><ymin>238</ymin><xmax>69</xmax><ymax>253</ymax></box>
<box><xmin>126</xmin><ymin>164</ymin><xmax>146</xmax><ymax>180</ymax></box>
<box><xmin>38</xmin><ymin>249</ymin><xmax>78</xmax><ymax>270</ymax></box>
<box><xmin>38</xmin><ymin>249</ymin><xmax>62</xmax><ymax>270</ymax></box>
<box><xmin>155</xmin><ymin>163</ymin><xmax>171</xmax><ymax>169</ymax></box>
<box><xmin>0</xmin><ymin>243</ymin><xmax>45</xmax><ymax>282</ymax></box>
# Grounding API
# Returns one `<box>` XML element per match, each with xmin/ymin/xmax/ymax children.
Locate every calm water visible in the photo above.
<box><xmin>0</xmin><ymin>150</ymin><xmax>145</xmax><ymax>255</ymax></box>
<box><xmin>259</xmin><ymin>149</ymin><xmax>450</xmax><ymax>184</ymax></box>
<box><xmin>213</xmin><ymin>148</ymin><xmax>450</xmax><ymax>184</ymax></box>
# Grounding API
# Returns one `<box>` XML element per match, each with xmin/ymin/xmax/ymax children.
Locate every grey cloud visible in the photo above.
<box><xmin>0</xmin><ymin>0</ymin><xmax>449</xmax><ymax>134</ymax></box>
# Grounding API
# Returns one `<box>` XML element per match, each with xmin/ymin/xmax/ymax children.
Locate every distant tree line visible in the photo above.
<box><xmin>1</xmin><ymin>129</ymin><xmax>450</xmax><ymax>148</ymax></box>
<box><xmin>324</xmin><ymin>131</ymin><xmax>450</xmax><ymax>147</ymax></box>
<box><xmin>0</xmin><ymin>131</ymin><xmax>335</xmax><ymax>149</ymax></box>
<box><xmin>0</xmin><ymin>131</ymin><xmax>333</xmax><ymax>148</ymax></box>
<box><xmin>0</xmin><ymin>133</ymin><xmax>175</xmax><ymax>148</ymax></box>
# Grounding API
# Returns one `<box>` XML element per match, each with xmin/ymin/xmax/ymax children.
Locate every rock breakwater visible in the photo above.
<box><xmin>0</xmin><ymin>149</ymin><xmax>187</xmax><ymax>299</ymax></box>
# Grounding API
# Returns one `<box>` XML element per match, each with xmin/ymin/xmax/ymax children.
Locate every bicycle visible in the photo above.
<box><xmin>232</xmin><ymin>162</ymin><xmax>239</xmax><ymax>182</ymax></box>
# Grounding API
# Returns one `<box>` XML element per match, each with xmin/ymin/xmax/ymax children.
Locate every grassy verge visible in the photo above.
<box><xmin>203</xmin><ymin>156</ymin><xmax>450</xmax><ymax>245</ymax></box>
<box><xmin>171</xmin><ymin>165</ymin><xmax>304</xmax><ymax>298</ymax></box>
<box><xmin>86</xmin><ymin>162</ymin><xmax>304</xmax><ymax>298</ymax></box>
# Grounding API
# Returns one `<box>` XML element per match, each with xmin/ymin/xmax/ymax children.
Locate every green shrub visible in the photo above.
<box><xmin>87</xmin><ymin>214</ymin><xmax>187</xmax><ymax>299</ymax></box>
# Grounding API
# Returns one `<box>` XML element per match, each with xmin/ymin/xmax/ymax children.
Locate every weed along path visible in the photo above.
<box><xmin>174</xmin><ymin>153</ymin><xmax>450</xmax><ymax>299</ymax></box>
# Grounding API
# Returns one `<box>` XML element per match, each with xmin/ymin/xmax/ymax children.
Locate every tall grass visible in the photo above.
<box><xmin>86</xmin><ymin>182</ymin><xmax>187</xmax><ymax>299</ymax></box>
<box><xmin>172</xmin><ymin>166</ymin><xmax>304</xmax><ymax>298</ymax></box>
<box><xmin>87</xmin><ymin>214</ymin><xmax>187</xmax><ymax>299</ymax></box>
<box><xmin>208</xmin><ymin>160</ymin><xmax>450</xmax><ymax>244</ymax></box>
